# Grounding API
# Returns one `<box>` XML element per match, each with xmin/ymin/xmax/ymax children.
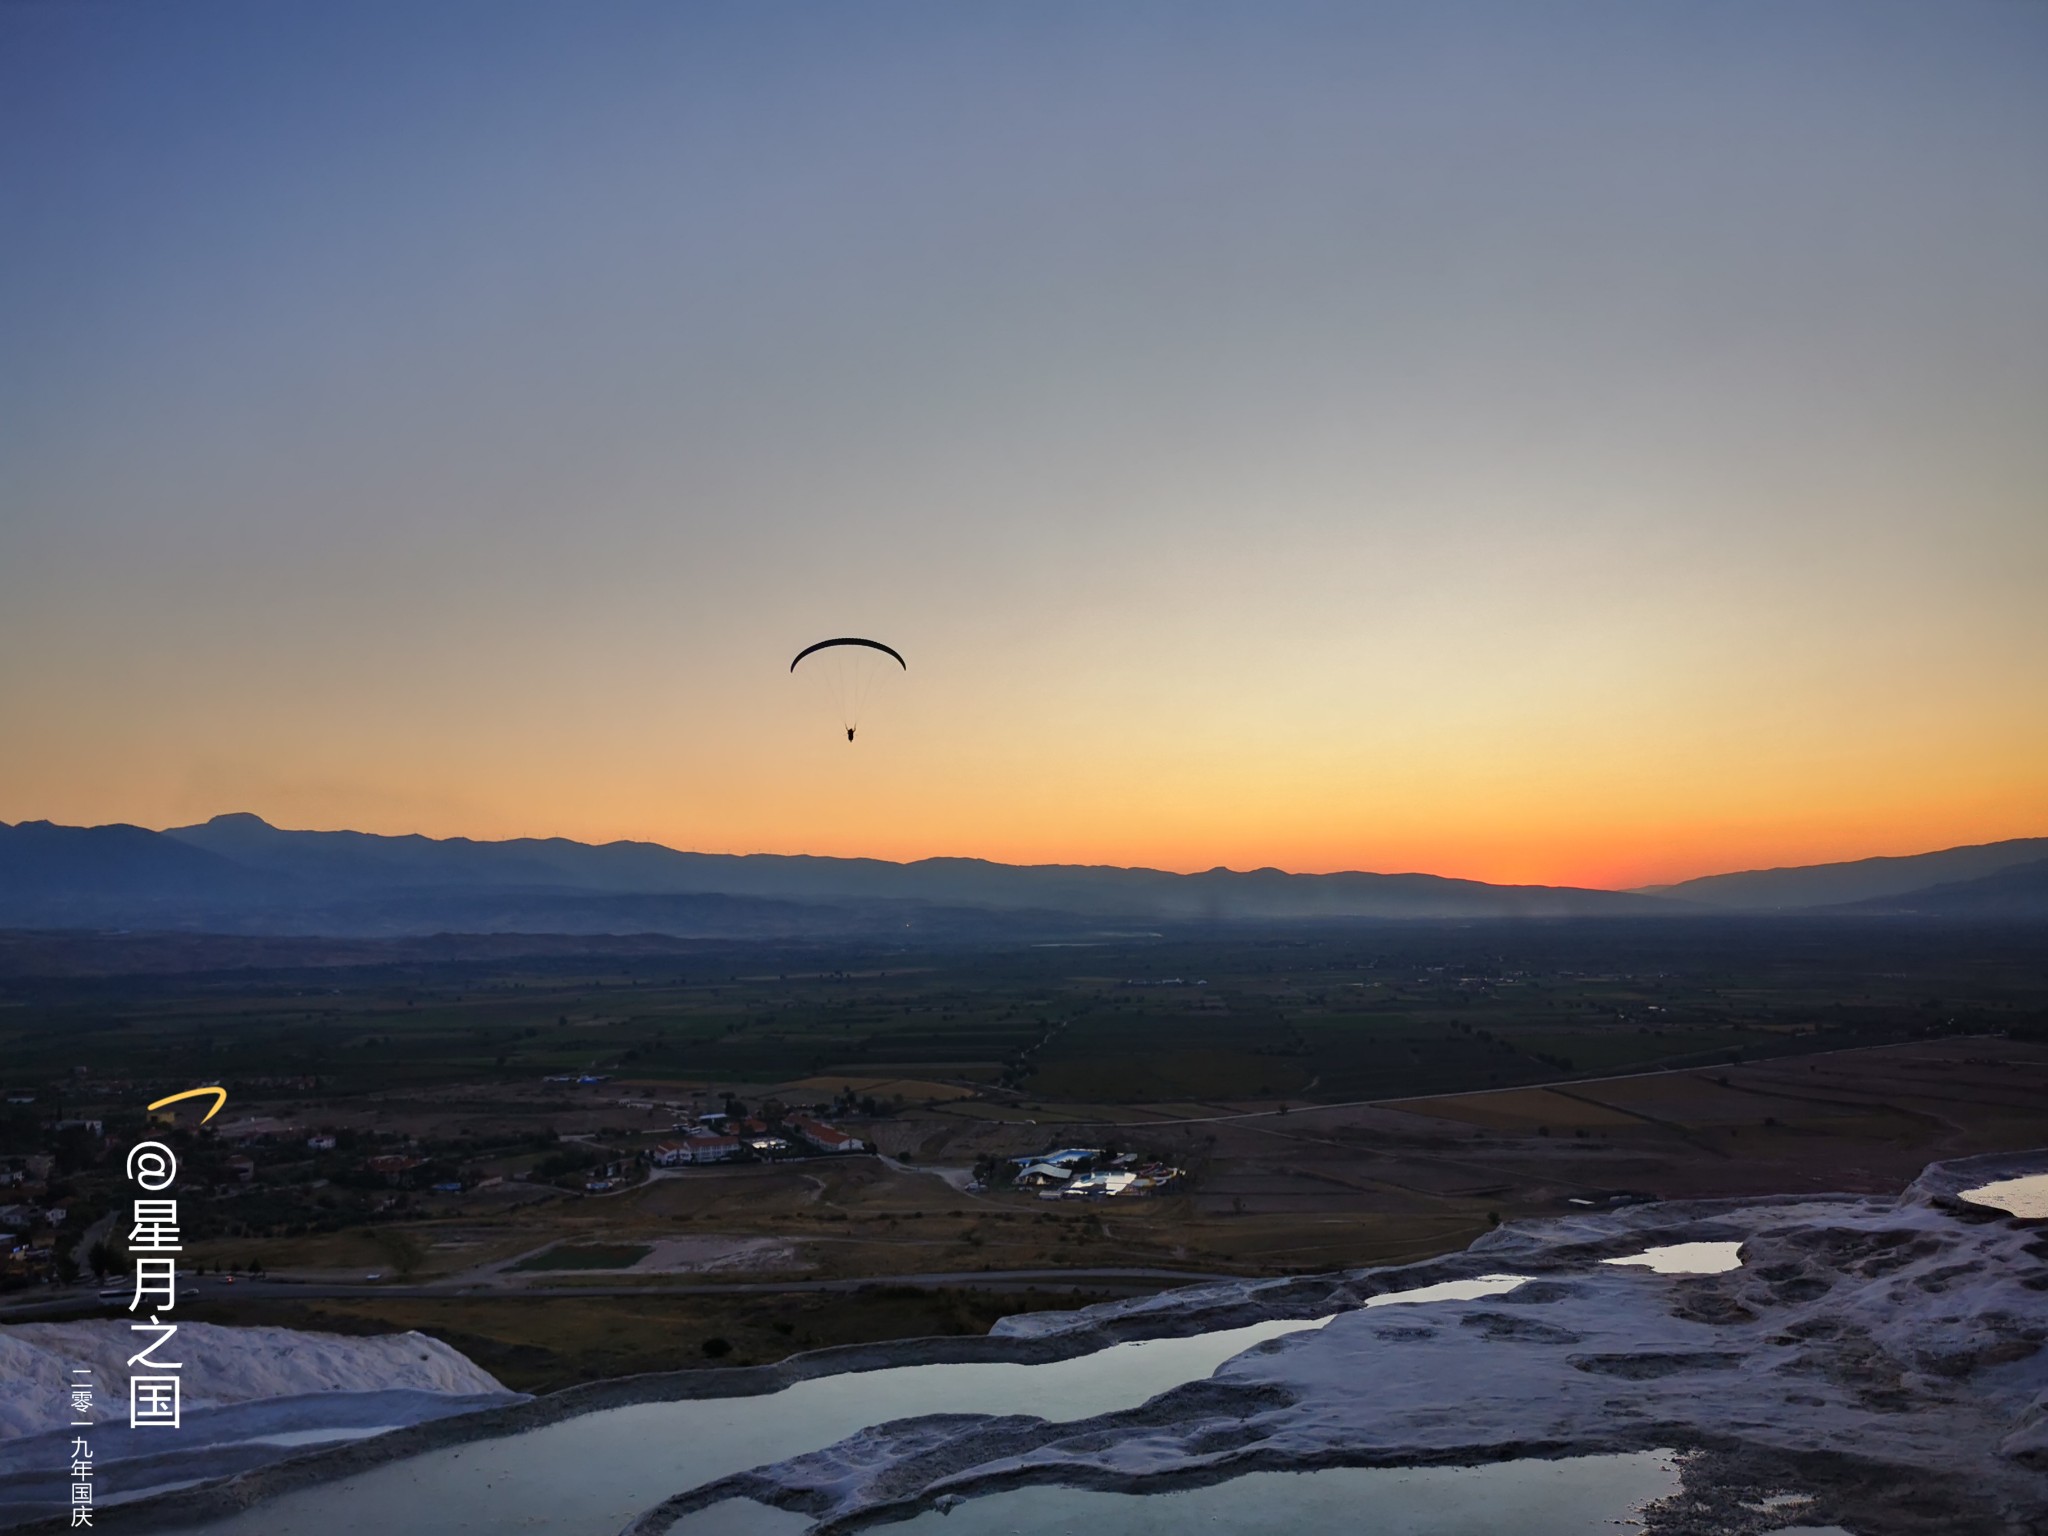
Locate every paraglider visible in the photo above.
<box><xmin>790</xmin><ymin>637</ymin><xmax>905</xmax><ymax>742</ymax></box>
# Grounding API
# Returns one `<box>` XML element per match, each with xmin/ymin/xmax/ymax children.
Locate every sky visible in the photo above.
<box><xmin>3</xmin><ymin>1</ymin><xmax>2044</xmax><ymax>889</ymax></box>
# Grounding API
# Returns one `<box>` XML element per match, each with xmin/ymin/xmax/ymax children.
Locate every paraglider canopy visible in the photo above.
<box><xmin>790</xmin><ymin>638</ymin><xmax>905</xmax><ymax>741</ymax></box>
<box><xmin>788</xmin><ymin>637</ymin><xmax>906</xmax><ymax>673</ymax></box>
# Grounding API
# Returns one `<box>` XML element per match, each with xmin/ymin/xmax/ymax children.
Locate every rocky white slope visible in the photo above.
<box><xmin>0</xmin><ymin>1321</ymin><xmax>519</xmax><ymax>1531</ymax></box>
<box><xmin>635</xmin><ymin>1151</ymin><xmax>2048</xmax><ymax>1536</ymax></box>
<box><xmin>0</xmin><ymin>1321</ymin><xmax>505</xmax><ymax>1440</ymax></box>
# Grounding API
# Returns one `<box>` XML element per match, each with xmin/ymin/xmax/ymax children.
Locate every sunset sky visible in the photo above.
<box><xmin>4</xmin><ymin>2</ymin><xmax>2044</xmax><ymax>889</ymax></box>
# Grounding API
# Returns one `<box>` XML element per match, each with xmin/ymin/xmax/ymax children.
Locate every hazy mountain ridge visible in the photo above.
<box><xmin>2</xmin><ymin>815</ymin><xmax>2043</xmax><ymax>936</ymax></box>
<box><xmin>3</xmin><ymin>814</ymin><xmax>1664</xmax><ymax>934</ymax></box>
<box><xmin>1641</xmin><ymin>836</ymin><xmax>2048</xmax><ymax>910</ymax></box>
<box><xmin>0</xmin><ymin>818</ymin><xmax>258</xmax><ymax>895</ymax></box>
<box><xmin>163</xmin><ymin>814</ymin><xmax>1654</xmax><ymax>917</ymax></box>
<box><xmin>167</xmin><ymin>815</ymin><xmax>1694</xmax><ymax>920</ymax></box>
<box><xmin>1821</xmin><ymin>856</ymin><xmax>2048</xmax><ymax>919</ymax></box>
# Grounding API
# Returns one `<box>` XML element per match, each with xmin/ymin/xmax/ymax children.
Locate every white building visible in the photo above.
<box><xmin>1063</xmin><ymin>1171</ymin><xmax>1137</xmax><ymax>1199</ymax></box>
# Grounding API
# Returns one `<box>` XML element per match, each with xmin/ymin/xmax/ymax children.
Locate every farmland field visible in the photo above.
<box><xmin>5</xmin><ymin>918</ymin><xmax>2046</xmax><ymax>1388</ymax></box>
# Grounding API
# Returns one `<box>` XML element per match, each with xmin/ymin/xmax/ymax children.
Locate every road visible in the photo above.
<box><xmin>1065</xmin><ymin>1032</ymin><xmax>2005</xmax><ymax>1127</ymax></box>
<box><xmin>0</xmin><ymin>1266</ymin><xmax>1240</xmax><ymax>1319</ymax></box>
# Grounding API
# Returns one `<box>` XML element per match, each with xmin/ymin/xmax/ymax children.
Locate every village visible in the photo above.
<box><xmin>0</xmin><ymin>1083</ymin><xmax>889</xmax><ymax>1291</ymax></box>
<box><xmin>1</xmin><ymin>1067</ymin><xmax>1199</xmax><ymax>1295</ymax></box>
<box><xmin>0</xmin><ymin>1151</ymin><xmax>71</xmax><ymax>1287</ymax></box>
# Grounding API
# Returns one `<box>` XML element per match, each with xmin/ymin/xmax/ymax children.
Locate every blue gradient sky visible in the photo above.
<box><xmin>4</xmin><ymin>2</ymin><xmax>2044</xmax><ymax>885</ymax></box>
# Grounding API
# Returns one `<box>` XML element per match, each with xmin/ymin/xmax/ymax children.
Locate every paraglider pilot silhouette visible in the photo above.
<box><xmin>790</xmin><ymin>638</ymin><xmax>905</xmax><ymax>742</ymax></box>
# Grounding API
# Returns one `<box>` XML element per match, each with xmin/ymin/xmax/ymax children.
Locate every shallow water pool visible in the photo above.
<box><xmin>158</xmin><ymin>1314</ymin><xmax>1333</xmax><ymax>1536</ymax></box>
<box><xmin>157</xmin><ymin>1278</ymin><xmax>1563</xmax><ymax>1536</ymax></box>
<box><xmin>1960</xmin><ymin>1172</ymin><xmax>2048</xmax><ymax>1218</ymax></box>
<box><xmin>1602</xmin><ymin>1241</ymin><xmax>1744</xmax><ymax>1275</ymax></box>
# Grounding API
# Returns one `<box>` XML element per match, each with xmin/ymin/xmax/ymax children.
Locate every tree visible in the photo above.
<box><xmin>371</xmin><ymin>1227</ymin><xmax>423</xmax><ymax>1279</ymax></box>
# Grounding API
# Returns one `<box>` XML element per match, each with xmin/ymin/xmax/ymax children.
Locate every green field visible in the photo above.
<box><xmin>3</xmin><ymin>923</ymin><xmax>2042</xmax><ymax>1117</ymax></box>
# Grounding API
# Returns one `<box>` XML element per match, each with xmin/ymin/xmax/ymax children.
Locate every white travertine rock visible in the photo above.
<box><xmin>641</xmin><ymin>1150</ymin><xmax>2048</xmax><ymax>1534</ymax></box>
<box><xmin>0</xmin><ymin>1322</ymin><xmax>505</xmax><ymax>1440</ymax></box>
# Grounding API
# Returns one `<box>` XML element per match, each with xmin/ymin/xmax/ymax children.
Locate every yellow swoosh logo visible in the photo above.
<box><xmin>146</xmin><ymin>1086</ymin><xmax>229</xmax><ymax>1124</ymax></box>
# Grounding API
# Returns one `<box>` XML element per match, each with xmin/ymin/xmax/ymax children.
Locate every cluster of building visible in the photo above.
<box><xmin>578</xmin><ymin>1157</ymin><xmax>633</xmax><ymax>1193</ymax></box>
<box><xmin>651</xmin><ymin>1110</ymin><xmax>866</xmax><ymax>1168</ymax></box>
<box><xmin>162</xmin><ymin>1119</ymin><xmax>480</xmax><ymax>1199</ymax></box>
<box><xmin>1009</xmin><ymin>1147</ymin><xmax>1184</xmax><ymax>1200</ymax></box>
<box><xmin>1</xmin><ymin>1155</ymin><xmax>67</xmax><ymax>1281</ymax></box>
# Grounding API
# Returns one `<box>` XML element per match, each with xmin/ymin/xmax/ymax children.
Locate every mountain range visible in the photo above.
<box><xmin>0</xmin><ymin>814</ymin><xmax>2042</xmax><ymax>938</ymax></box>
<box><xmin>1641</xmin><ymin>838</ymin><xmax>2048</xmax><ymax>910</ymax></box>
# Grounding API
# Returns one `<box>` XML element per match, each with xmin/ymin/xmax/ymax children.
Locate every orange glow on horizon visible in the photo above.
<box><xmin>46</xmin><ymin>795</ymin><xmax>2036</xmax><ymax>896</ymax></box>
<box><xmin>4</xmin><ymin>3</ymin><xmax>2044</xmax><ymax>902</ymax></box>
<box><xmin>9</xmin><ymin>649</ymin><xmax>2042</xmax><ymax>892</ymax></box>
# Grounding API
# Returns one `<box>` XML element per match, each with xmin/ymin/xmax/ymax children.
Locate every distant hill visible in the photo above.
<box><xmin>1822</xmin><ymin>857</ymin><xmax>2048</xmax><ymax>921</ymax></box>
<box><xmin>1641</xmin><ymin>838</ymin><xmax>2048</xmax><ymax>912</ymax></box>
<box><xmin>0</xmin><ymin>819</ymin><xmax>272</xmax><ymax>926</ymax></box>
<box><xmin>164</xmin><ymin>812</ymin><xmax>1660</xmax><ymax>920</ymax></box>
<box><xmin>0</xmin><ymin>813</ymin><xmax>1667</xmax><ymax>936</ymax></box>
<box><xmin>159</xmin><ymin>813</ymin><xmax>1667</xmax><ymax>922</ymax></box>
<box><xmin>6</xmin><ymin>815</ymin><xmax>2041</xmax><ymax>938</ymax></box>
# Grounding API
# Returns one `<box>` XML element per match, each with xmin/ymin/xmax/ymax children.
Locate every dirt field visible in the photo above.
<box><xmin>14</xmin><ymin>924</ymin><xmax>2044</xmax><ymax>1399</ymax></box>
<box><xmin>27</xmin><ymin>1033</ymin><xmax>2036</xmax><ymax>1396</ymax></box>
<box><xmin>781</xmin><ymin>1076</ymin><xmax>981</xmax><ymax>1104</ymax></box>
<box><xmin>173</xmin><ymin>1035</ymin><xmax>2048</xmax><ymax>1290</ymax></box>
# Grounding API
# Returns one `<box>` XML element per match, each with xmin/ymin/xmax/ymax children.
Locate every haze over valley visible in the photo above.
<box><xmin>4</xmin><ymin>814</ymin><xmax>2046</xmax><ymax>937</ymax></box>
<box><xmin>5</xmin><ymin>2</ymin><xmax>2045</xmax><ymax>1532</ymax></box>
